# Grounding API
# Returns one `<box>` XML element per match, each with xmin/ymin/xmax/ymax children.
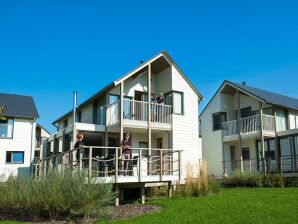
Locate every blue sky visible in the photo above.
<box><xmin>0</xmin><ymin>0</ymin><xmax>298</xmax><ymax>133</ymax></box>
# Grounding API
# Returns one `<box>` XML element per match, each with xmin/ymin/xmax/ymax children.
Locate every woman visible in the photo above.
<box><xmin>74</xmin><ymin>132</ymin><xmax>84</xmax><ymax>165</ymax></box>
<box><xmin>120</xmin><ymin>133</ymin><xmax>131</xmax><ymax>176</ymax></box>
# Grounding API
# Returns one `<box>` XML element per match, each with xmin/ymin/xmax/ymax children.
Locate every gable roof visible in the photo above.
<box><xmin>0</xmin><ymin>93</ymin><xmax>39</xmax><ymax>119</ymax></box>
<box><xmin>200</xmin><ymin>80</ymin><xmax>298</xmax><ymax>117</ymax></box>
<box><xmin>52</xmin><ymin>50</ymin><xmax>203</xmax><ymax>125</ymax></box>
<box><xmin>229</xmin><ymin>81</ymin><xmax>298</xmax><ymax>111</ymax></box>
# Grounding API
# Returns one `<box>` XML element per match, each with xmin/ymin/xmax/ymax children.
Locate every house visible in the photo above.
<box><xmin>0</xmin><ymin>93</ymin><xmax>39</xmax><ymax>180</ymax></box>
<box><xmin>34</xmin><ymin>124</ymin><xmax>50</xmax><ymax>159</ymax></box>
<box><xmin>200</xmin><ymin>80</ymin><xmax>298</xmax><ymax>177</ymax></box>
<box><xmin>41</xmin><ymin>50</ymin><xmax>203</xmax><ymax>204</ymax></box>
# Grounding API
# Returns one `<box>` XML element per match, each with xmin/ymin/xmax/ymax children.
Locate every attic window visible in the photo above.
<box><xmin>0</xmin><ymin>118</ymin><xmax>13</xmax><ymax>138</ymax></box>
<box><xmin>212</xmin><ymin>112</ymin><xmax>226</xmax><ymax>131</ymax></box>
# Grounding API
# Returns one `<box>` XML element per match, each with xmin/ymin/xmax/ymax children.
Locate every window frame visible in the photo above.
<box><xmin>242</xmin><ymin>147</ymin><xmax>250</xmax><ymax>160</ymax></box>
<box><xmin>0</xmin><ymin>117</ymin><xmax>14</xmax><ymax>139</ymax></box>
<box><xmin>212</xmin><ymin>112</ymin><xmax>227</xmax><ymax>131</ymax></box>
<box><xmin>165</xmin><ymin>91</ymin><xmax>184</xmax><ymax>115</ymax></box>
<box><xmin>6</xmin><ymin>151</ymin><xmax>25</xmax><ymax>164</ymax></box>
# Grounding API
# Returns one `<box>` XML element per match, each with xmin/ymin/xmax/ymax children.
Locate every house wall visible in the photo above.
<box><xmin>155</xmin><ymin>67</ymin><xmax>172</xmax><ymax>95</ymax></box>
<box><xmin>0</xmin><ymin>118</ymin><xmax>35</xmax><ymax>180</ymax></box>
<box><xmin>201</xmin><ymin>91</ymin><xmax>223</xmax><ymax>177</ymax></box>
<box><xmin>171</xmin><ymin>65</ymin><xmax>201</xmax><ymax>177</ymax></box>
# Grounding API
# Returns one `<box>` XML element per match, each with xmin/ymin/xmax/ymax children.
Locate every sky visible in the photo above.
<box><xmin>0</xmin><ymin>0</ymin><xmax>298</xmax><ymax>133</ymax></box>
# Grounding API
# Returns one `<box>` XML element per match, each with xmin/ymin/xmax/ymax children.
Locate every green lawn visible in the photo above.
<box><xmin>100</xmin><ymin>188</ymin><xmax>298</xmax><ymax>224</ymax></box>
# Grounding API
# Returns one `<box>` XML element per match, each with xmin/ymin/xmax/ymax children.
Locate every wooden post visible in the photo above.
<box><xmin>138</xmin><ymin>148</ymin><xmax>142</xmax><ymax>182</ymax></box>
<box><xmin>160</xmin><ymin>149</ymin><xmax>163</xmax><ymax>181</ymax></box>
<box><xmin>88</xmin><ymin>147</ymin><xmax>93</xmax><ymax>183</ymax></box>
<box><xmin>259</xmin><ymin>102</ymin><xmax>266</xmax><ymax>174</ymax></box>
<box><xmin>140</xmin><ymin>184</ymin><xmax>145</xmax><ymax>204</ymax></box>
<box><xmin>273</xmin><ymin>108</ymin><xmax>281</xmax><ymax>173</ymax></box>
<box><xmin>79</xmin><ymin>147</ymin><xmax>83</xmax><ymax>172</ymax></box>
<box><xmin>249</xmin><ymin>159</ymin><xmax>252</xmax><ymax>173</ymax></box>
<box><xmin>236</xmin><ymin>90</ymin><xmax>243</xmax><ymax>162</ymax></box>
<box><xmin>120</xmin><ymin>82</ymin><xmax>124</xmax><ymax>143</ymax></box>
<box><xmin>147</xmin><ymin>64</ymin><xmax>152</xmax><ymax>174</ymax></box>
<box><xmin>168</xmin><ymin>181</ymin><xmax>173</xmax><ymax>198</ymax></box>
<box><xmin>105</xmin><ymin>93</ymin><xmax>109</xmax><ymax>158</ymax></box>
<box><xmin>115</xmin><ymin>184</ymin><xmax>120</xmax><ymax>206</ymax></box>
<box><xmin>240</xmin><ymin>156</ymin><xmax>243</xmax><ymax>172</ymax></box>
<box><xmin>178</xmin><ymin>150</ymin><xmax>182</xmax><ymax>181</ymax></box>
<box><xmin>115</xmin><ymin>147</ymin><xmax>119</xmax><ymax>183</ymax></box>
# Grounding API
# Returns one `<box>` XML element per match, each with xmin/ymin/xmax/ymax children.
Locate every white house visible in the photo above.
<box><xmin>200</xmin><ymin>81</ymin><xmax>298</xmax><ymax>177</ymax></box>
<box><xmin>41</xmin><ymin>50</ymin><xmax>203</xmax><ymax>204</ymax></box>
<box><xmin>0</xmin><ymin>93</ymin><xmax>39</xmax><ymax>180</ymax></box>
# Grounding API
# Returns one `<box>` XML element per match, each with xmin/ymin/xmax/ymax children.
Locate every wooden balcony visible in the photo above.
<box><xmin>36</xmin><ymin>146</ymin><xmax>182</xmax><ymax>184</ymax></box>
<box><xmin>106</xmin><ymin>99</ymin><xmax>172</xmax><ymax>131</ymax></box>
<box><xmin>222</xmin><ymin>114</ymin><xmax>276</xmax><ymax>142</ymax></box>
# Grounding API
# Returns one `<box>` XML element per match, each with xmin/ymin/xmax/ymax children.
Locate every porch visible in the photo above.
<box><xmin>36</xmin><ymin>146</ymin><xmax>181</xmax><ymax>204</ymax></box>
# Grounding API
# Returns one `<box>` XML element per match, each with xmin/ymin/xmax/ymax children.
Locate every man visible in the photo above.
<box><xmin>120</xmin><ymin>133</ymin><xmax>131</xmax><ymax>176</ymax></box>
<box><xmin>156</xmin><ymin>92</ymin><xmax>164</xmax><ymax>122</ymax></box>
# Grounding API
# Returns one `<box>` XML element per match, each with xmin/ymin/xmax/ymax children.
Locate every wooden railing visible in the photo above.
<box><xmin>36</xmin><ymin>146</ymin><xmax>182</xmax><ymax>183</ymax></box>
<box><xmin>222</xmin><ymin>114</ymin><xmax>276</xmax><ymax>137</ymax></box>
<box><xmin>106</xmin><ymin>99</ymin><xmax>172</xmax><ymax>127</ymax></box>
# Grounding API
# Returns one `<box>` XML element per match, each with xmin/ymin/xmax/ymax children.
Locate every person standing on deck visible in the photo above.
<box><xmin>74</xmin><ymin>133</ymin><xmax>84</xmax><ymax>167</ymax></box>
<box><xmin>150</xmin><ymin>94</ymin><xmax>156</xmax><ymax>122</ymax></box>
<box><xmin>156</xmin><ymin>92</ymin><xmax>165</xmax><ymax>122</ymax></box>
<box><xmin>120</xmin><ymin>133</ymin><xmax>132</xmax><ymax>176</ymax></box>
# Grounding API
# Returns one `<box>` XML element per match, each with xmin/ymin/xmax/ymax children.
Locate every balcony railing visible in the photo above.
<box><xmin>106</xmin><ymin>99</ymin><xmax>172</xmax><ymax>128</ymax></box>
<box><xmin>222</xmin><ymin>114</ymin><xmax>276</xmax><ymax>137</ymax></box>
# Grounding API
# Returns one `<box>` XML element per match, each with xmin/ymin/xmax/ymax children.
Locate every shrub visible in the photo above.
<box><xmin>285</xmin><ymin>176</ymin><xmax>298</xmax><ymax>187</ymax></box>
<box><xmin>0</xmin><ymin>169</ymin><xmax>113</xmax><ymax>222</ymax></box>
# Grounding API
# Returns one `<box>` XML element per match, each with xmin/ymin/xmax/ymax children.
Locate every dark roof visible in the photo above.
<box><xmin>0</xmin><ymin>93</ymin><xmax>39</xmax><ymax>118</ymax></box>
<box><xmin>229</xmin><ymin>81</ymin><xmax>298</xmax><ymax>111</ymax></box>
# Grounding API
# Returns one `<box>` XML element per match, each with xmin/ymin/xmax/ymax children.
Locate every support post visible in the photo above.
<box><xmin>236</xmin><ymin>90</ymin><xmax>243</xmax><ymax>161</ymax></box>
<box><xmin>120</xmin><ymin>81</ymin><xmax>124</xmax><ymax>142</ymax></box>
<box><xmin>115</xmin><ymin>147</ymin><xmax>119</xmax><ymax>183</ymax></box>
<box><xmin>147</xmin><ymin>64</ymin><xmax>152</xmax><ymax>174</ymax></box>
<box><xmin>88</xmin><ymin>147</ymin><xmax>93</xmax><ymax>183</ymax></box>
<box><xmin>259</xmin><ymin>102</ymin><xmax>266</xmax><ymax>174</ymax></box>
<box><xmin>178</xmin><ymin>150</ymin><xmax>182</xmax><ymax>181</ymax></box>
<box><xmin>160</xmin><ymin>149</ymin><xmax>163</xmax><ymax>181</ymax></box>
<box><xmin>138</xmin><ymin>148</ymin><xmax>142</xmax><ymax>182</ymax></box>
<box><xmin>273</xmin><ymin>108</ymin><xmax>281</xmax><ymax>173</ymax></box>
<box><xmin>141</xmin><ymin>184</ymin><xmax>145</xmax><ymax>204</ymax></box>
<box><xmin>115</xmin><ymin>184</ymin><xmax>120</xmax><ymax>206</ymax></box>
<box><xmin>240</xmin><ymin>156</ymin><xmax>243</xmax><ymax>172</ymax></box>
<box><xmin>105</xmin><ymin>93</ymin><xmax>109</xmax><ymax>158</ymax></box>
<box><xmin>168</xmin><ymin>181</ymin><xmax>173</xmax><ymax>198</ymax></box>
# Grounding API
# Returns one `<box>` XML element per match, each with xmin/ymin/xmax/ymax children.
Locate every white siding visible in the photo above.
<box><xmin>201</xmin><ymin>92</ymin><xmax>223</xmax><ymax>177</ymax></box>
<box><xmin>171</xmin><ymin>65</ymin><xmax>201</xmax><ymax>177</ymax></box>
<box><xmin>0</xmin><ymin>119</ymin><xmax>35</xmax><ymax>180</ymax></box>
<box><xmin>155</xmin><ymin>67</ymin><xmax>172</xmax><ymax>95</ymax></box>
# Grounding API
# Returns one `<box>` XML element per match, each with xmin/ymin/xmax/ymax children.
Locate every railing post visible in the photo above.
<box><xmin>115</xmin><ymin>147</ymin><xmax>119</xmax><ymax>183</ymax></box>
<box><xmin>240</xmin><ymin>156</ymin><xmax>243</xmax><ymax>172</ymax></box>
<box><xmin>159</xmin><ymin>149</ymin><xmax>163</xmax><ymax>181</ymax></box>
<box><xmin>138</xmin><ymin>149</ymin><xmax>142</xmax><ymax>182</ymax></box>
<box><xmin>79</xmin><ymin>147</ymin><xmax>83</xmax><ymax>172</ymax></box>
<box><xmin>88</xmin><ymin>147</ymin><xmax>93</xmax><ymax>183</ymax></box>
<box><xmin>249</xmin><ymin>159</ymin><xmax>252</xmax><ymax>173</ymax></box>
<box><xmin>178</xmin><ymin>150</ymin><xmax>182</xmax><ymax>181</ymax></box>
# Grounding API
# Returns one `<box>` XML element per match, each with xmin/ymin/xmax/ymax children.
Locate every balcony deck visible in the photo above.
<box><xmin>36</xmin><ymin>146</ymin><xmax>182</xmax><ymax>185</ymax></box>
<box><xmin>107</xmin><ymin>99</ymin><xmax>172</xmax><ymax>131</ymax></box>
<box><xmin>222</xmin><ymin>114</ymin><xmax>276</xmax><ymax>142</ymax></box>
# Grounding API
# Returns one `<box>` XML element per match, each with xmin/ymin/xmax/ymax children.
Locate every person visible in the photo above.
<box><xmin>120</xmin><ymin>133</ymin><xmax>132</xmax><ymax>176</ymax></box>
<box><xmin>150</xmin><ymin>94</ymin><xmax>156</xmax><ymax>121</ymax></box>
<box><xmin>74</xmin><ymin>132</ymin><xmax>84</xmax><ymax>166</ymax></box>
<box><xmin>156</xmin><ymin>92</ymin><xmax>164</xmax><ymax>122</ymax></box>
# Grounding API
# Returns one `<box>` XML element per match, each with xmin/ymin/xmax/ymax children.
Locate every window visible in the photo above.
<box><xmin>6</xmin><ymin>151</ymin><xmax>24</xmax><ymax>164</ymax></box>
<box><xmin>0</xmin><ymin>117</ymin><xmax>13</xmax><ymax>138</ymax></box>
<box><xmin>165</xmin><ymin>91</ymin><xmax>184</xmax><ymax>115</ymax></box>
<box><xmin>212</xmin><ymin>112</ymin><xmax>227</xmax><ymax>131</ymax></box>
<box><xmin>63</xmin><ymin>119</ymin><xmax>68</xmax><ymax>128</ymax></box>
<box><xmin>242</xmin><ymin>148</ymin><xmax>250</xmax><ymax>160</ymax></box>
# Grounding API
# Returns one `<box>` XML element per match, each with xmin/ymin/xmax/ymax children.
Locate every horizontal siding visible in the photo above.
<box><xmin>0</xmin><ymin>119</ymin><xmax>35</xmax><ymax>180</ymax></box>
<box><xmin>171</xmin><ymin>65</ymin><xmax>201</xmax><ymax>177</ymax></box>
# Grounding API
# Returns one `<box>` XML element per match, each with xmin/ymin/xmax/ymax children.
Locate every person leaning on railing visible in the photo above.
<box><xmin>120</xmin><ymin>133</ymin><xmax>132</xmax><ymax>176</ymax></box>
<box><xmin>156</xmin><ymin>92</ymin><xmax>164</xmax><ymax>122</ymax></box>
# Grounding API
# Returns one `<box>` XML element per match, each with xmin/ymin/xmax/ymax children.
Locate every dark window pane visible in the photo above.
<box><xmin>242</xmin><ymin>148</ymin><xmax>250</xmax><ymax>160</ymax></box>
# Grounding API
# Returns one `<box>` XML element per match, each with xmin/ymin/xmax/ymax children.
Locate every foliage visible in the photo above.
<box><xmin>0</xmin><ymin>169</ymin><xmax>113</xmax><ymax>222</ymax></box>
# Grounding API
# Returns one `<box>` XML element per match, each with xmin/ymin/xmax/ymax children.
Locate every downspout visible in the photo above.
<box><xmin>73</xmin><ymin>92</ymin><xmax>78</xmax><ymax>124</ymax></box>
<box><xmin>29</xmin><ymin>119</ymin><xmax>35</xmax><ymax>175</ymax></box>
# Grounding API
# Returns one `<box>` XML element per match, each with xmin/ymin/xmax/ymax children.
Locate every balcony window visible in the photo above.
<box><xmin>6</xmin><ymin>151</ymin><xmax>24</xmax><ymax>164</ymax></box>
<box><xmin>242</xmin><ymin>148</ymin><xmax>250</xmax><ymax>160</ymax></box>
<box><xmin>212</xmin><ymin>112</ymin><xmax>227</xmax><ymax>131</ymax></box>
<box><xmin>0</xmin><ymin>117</ymin><xmax>13</xmax><ymax>138</ymax></box>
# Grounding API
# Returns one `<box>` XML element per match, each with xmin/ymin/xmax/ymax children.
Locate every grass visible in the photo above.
<box><xmin>99</xmin><ymin>188</ymin><xmax>298</xmax><ymax>224</ymax></box>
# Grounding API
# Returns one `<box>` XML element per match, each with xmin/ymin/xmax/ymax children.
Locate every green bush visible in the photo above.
<box><xmin>0</xmin><ymin>169</ymin><xmax>113</xmax><ymax>221</ymax></box>
<box><xmin>225</xmin><ymin>171</ymin><xmax>285</xmax><ymax>188</ymax></box>
<box><xmin>285</xmin><ymin>176</ymin><xmax>298</xmax><ymax>187</ymax></box>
